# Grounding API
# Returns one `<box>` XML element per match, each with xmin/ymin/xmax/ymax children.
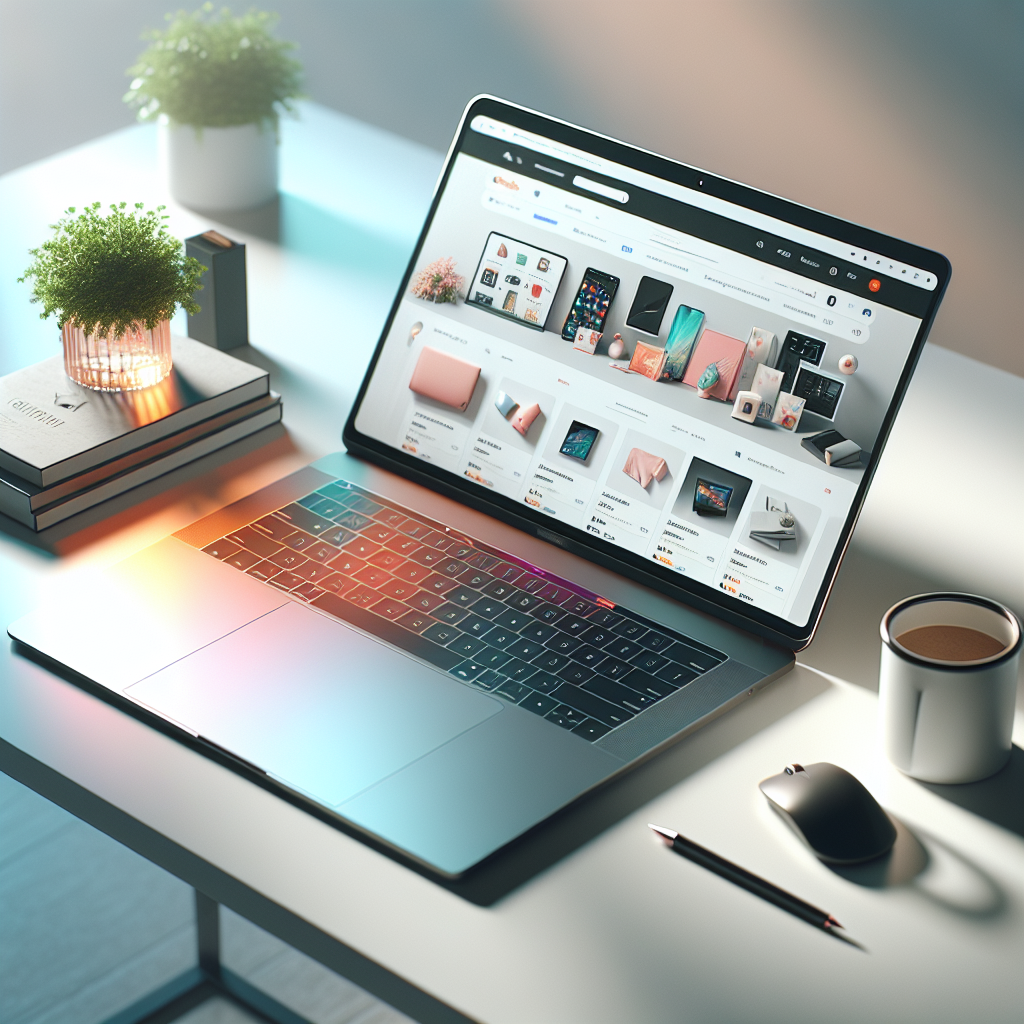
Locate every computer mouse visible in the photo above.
<box><xmin>759</xmin><ymin>762</ymin><xmax>897</xmax><ymax>864</ymax></box>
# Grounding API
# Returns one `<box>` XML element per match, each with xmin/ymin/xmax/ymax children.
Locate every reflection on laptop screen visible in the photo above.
<box><xmin>354</xmin><ymin>113</ymin><xmax>936</xmax><ymax>627</ymax></box>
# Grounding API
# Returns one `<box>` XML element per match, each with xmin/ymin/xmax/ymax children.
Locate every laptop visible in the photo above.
<box><xmin>8</xmin><ymin>96</ymin><xmax>950</xmax><ymax>879</ymax></box>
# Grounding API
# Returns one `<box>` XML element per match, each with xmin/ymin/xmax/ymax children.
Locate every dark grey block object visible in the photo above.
<box><xmin>186</xmin><ymin>231</ymin><xmax>249</xmax><ymax>350</ymax></box>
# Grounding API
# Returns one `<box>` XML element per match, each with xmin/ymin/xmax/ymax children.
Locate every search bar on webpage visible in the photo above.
<box><xmin>572</xmin><ymin>175</ymin><xmax>628</xmax><ymax>204</ymax></box>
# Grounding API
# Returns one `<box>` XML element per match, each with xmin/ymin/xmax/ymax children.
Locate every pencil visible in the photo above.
<box><xmin>648</xmin><ymin>823</ymin><xmax>842</xmax><ymax>932</ymax></box>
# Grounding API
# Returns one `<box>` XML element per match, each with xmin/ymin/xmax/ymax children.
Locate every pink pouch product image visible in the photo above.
<box><xmin>512</xmin><ymin>402</ymin><xmax>541</xmax><ymax>436</ymax></box>
<box><xmin>681</xmin><ymin>330</ymin><xmax>745</xmax><ymax>400</ymax></box>
<box><xmin>622</xmin><ymin>448</ymin><xmax>668</xmax><ymax>489</ymax></box>
<box><xmin>408</xmin><ymin>346</ymin><xmax>481</xmax><ymax>412</ymax></box>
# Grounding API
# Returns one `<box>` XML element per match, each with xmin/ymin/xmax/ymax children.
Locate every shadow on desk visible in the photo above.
<box><xmin>0</xmin><ymin>423</ymin><xmax>294</xmax><ymax>557</ymax></box>
<box><xmin>919</xmin><ymin>746</ymin><xmax>1024</xmax><ymax>838</ymax></box>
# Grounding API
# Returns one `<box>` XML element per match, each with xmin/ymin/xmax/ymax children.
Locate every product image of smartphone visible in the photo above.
<box><xmin>561</xmin><ymin>269</ymin><xmax>620</xmax><ymax>341</ymax></box>
<box><xmin>625</xmin><ymin>276</ymin><xmax>674</xmax><ymax>336</ymax></box>
<box><xmin>559</xmin><ymin>420</ymin><xmax>601</xmax><ymax>461</ymax></box>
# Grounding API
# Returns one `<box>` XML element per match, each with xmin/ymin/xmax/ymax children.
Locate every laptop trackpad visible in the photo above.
<box><xmin>126</xmin><ymin>602</ymin><xmax>502</xmax><ymax>807</ymax></box>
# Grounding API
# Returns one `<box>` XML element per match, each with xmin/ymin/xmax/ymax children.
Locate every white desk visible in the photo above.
<box><xmin>2</xmin><ymin>104</ymin><xmax>1022</xmax><ymax>1024</ymax></box>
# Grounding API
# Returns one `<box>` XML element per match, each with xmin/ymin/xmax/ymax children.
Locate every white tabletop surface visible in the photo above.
<box><xmin>1</xmin><ymin>104</ymin><xmax>1022</xmax><ymax>1024</ymax></box>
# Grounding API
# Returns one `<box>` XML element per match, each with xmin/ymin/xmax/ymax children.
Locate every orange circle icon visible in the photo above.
<box><xmin>868</xmin><ymin>278</ymin><xmax>881</xmax><ymax>292</ymax></box>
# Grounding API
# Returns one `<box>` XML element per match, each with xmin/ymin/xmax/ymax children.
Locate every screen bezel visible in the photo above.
<box><xmin>343</xmin><ymin>95</ymin><xmax>951</xmax><ymax>651</ymax></box>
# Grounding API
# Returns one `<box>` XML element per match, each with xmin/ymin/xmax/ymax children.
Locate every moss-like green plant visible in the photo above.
<box><xmin>19</xmin><ymin>202</ymin><xmax>205</xmax><ymax>338</ymax></box>
<box><xmin>124</xmin><ymin>4</ymin><xmax>303</xmax><ymax>129</ymax></box>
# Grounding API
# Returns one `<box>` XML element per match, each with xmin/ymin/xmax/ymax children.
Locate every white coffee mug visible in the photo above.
<box><xmin>879</xmin><ymin>593</ymin><xmax>1021</xmax><ymax>784</ymax></box>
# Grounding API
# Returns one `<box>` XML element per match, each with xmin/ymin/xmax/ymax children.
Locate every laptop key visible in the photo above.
<box><xmin>406</xmin><ymin>591</ymin><xmax>447</xmax><ymax>614</ymax></box>
<box><xmin>423</xmin><ymin>622</ymin><xmax>460</xmax><ymax>645</ymax></box>
<box><xmin>276</xmin><ymin>503</ymin><xmax>337</xmax><ymax>537</ymax></box>
<box><xmin>353</xmin><ymin>566</ymin><xmax>391</xmax><ymax>588</ymax></box>
<box><xmin>518</xmin><ymin>574</ymin><xmax>547</xmax><ymax>593</ymax></box>
<box><xmin>385</xmin><ymin>535</ymin><xmax>422</xmax><ymax>556</ymax></box>
<box><xmin>494</xmin><ymin>609</ymin><xmax>531</xmax><ymax>631</ymax></box>
<box><xmin>546</xmin><ymin>633</ymin><xmax>582</xmax><ymax>655</ymax></box>
<box><xmin>326</xmin><ymin>552</ymin><xmax>367</xmax><ymax>575</ymax></box>
<box><xmin>293</xmin><ymin>582</ymin><xmax>324</xmax><ymax>603</ymax></box>
<box><xmin>594</xmin><ymin>656</ymin><xmax>633</xmax><ymax>680</ymax></box>
<box><xmin>612</xmin><ymin>620</ymin><xmax>648</xmax><ymax>641</ymax></box>
<box><xmin>293</xmin><ymin>561</ymin><xmax>333</xmax><ymax>584</ymax></box>
<box><xmin>367</xmin><ymin>549</ymin><xmax>404</xmax><ymax>571</ymax></box>
<box><xmin>399</xmin><ymin>521</ymin><xmax>433</xmax><ymax>540</ymax></box>
<box><xmin>223</xmin><ymin>549</ymin><xmax>262</xmax><ymax>571</ymax></box>
<box><xmin>557</xmin><ymin>663</ymin><xmax>594</xmax><ymax>686</ymax></box>
<box><xmin>557</xmin><ymin>613</ymin><xmax>590</xmax><ymax>637</ymax></box>
<box><xmin>518</xmin><ymin>621</ymin><xmax>559</xmax><ymax>644</ymax></box>
<box><xmin>482</xmin><ymin>579</ymin><xmax>518</xmax><ymax>599</ymax></box>
<box><xmin>663</xmin><ymin>642</ymin><xmax>724</xmax><ymax>673</ymax></box>
<box><xmin>268</xmin><ymin>570</ymin><xmax>304</xmax><ymax>591</ymax></box>
<box><xmin>363</xmin><ymin>524</ymin><xmax>397</xmax><ymax>545</ymax></box>
<box><xmin>572</xmin><ymin>719</ymin><xmax>611</xmax><ymax>742</ymax></box>
<box><xmin>530</xmin><ymin>603</ymin><xmax>565</xmax><ymax>625</ymax></box>
<box><xmin>562</xmin><ymin>597</ymin><xmax>598</xmax><ymax>617</ymax></box>
<box><xmin>655</xmin><ymin>663</ymin><xmax>699</xmax><ymax>687</ymax></box>
<box><xmin>445</xmin><ymin>585</ymin><xmax>479</xmax><ymax>607</ymax></box>
<box><xmin>537</xmin><ymin>583</ymin><xmax>574</xmax><ymax>604</ymax></box>
<box><xmin>544</xmin><ymin>705</ymin><xmax>588</xmax><ymax>730</ymax></box>
<box><xmin>348</xmin><ymin>496</ymin><xmax>384</xmax><ymax>516</ymax></box>
<box><xmin>506</xmin><ymin>638</ymin><xmax>545</xmax><ymax>662</ymax></box>
<box><xmin>379</xmin><ymin>578</ymin><xmax>418</xmax><ymax>602</ymax></box>
<box><xmin>466</xmin><ymin>552</ymin><xmax>499</xmax><ymax>571</ymax></box>
<box><xmin>476</xmin><ymin>647</ymin><xmax>512</xmax><ymax>669</ymax></box>
<box><xmin>203</xmin><ymin>539</ymin><xmax>240</xmax><ymax>560</ymax></box>
<box><xmin>471</xmin><ymin>669</ymin><xmax>503</xmax><ymax>691</ymax></box>
<box><xmin>490</xmin><ymin>562</ymin><xmax>524</xmax><ymax>583</ymax></box>
<box><xmin>303</xmin><ymin>542</ymin><xmax>339</xmax><ymax>564</ymax></box>
<box><xmin>396</xmin><ymin>610</ymin><xmax>434</xmax><ymax>633</ymax></box>
<box><xmin>319</xmin><ymin>573</ymin><xmax>357</xmax><ymax>596</ymax></box>
<box><xmin>269</xmin><ymin>549</ymin><xmax>307</xmax><ymax>570</ymax></box>
<box><xmin>225</xmin><ymin>526</ymin><xmax>281</xmax><ymax>558</ymax></box>
<box><xmin>603</xmin><ymin>638</ymin><xmax>644</xmax><ymax>661</ymax></box>
<box><xmin>342</xmin><ymin>537</ymin><xmax>381</xmax><ymax>560</ymax></box>
<box><xmin>319</xmin><ymin>527</ymin><xmax>356</xmax><ymax>549</ymax></box>
<box><xmin>532</xmin><ymin>650</ymin><xmax>571</xmax><ymax>674</ymax></box>
<box><xmin>587</xmin><ymin>608</ymin><xmax>622</xmax><ymax>628</ymax></box>
<box><xmin>421</xmin><ymin>573</ymin><xmax>459</xmax><ymax>595</ymax></box>
<box><xmin>282</xmin><ymin>530</ymin><xmax>318</xmax><ymax>552</ymax></box>
<box><xmin>505</xmin><ymin>591</ymin><xmax>543</xmax><ymax>612</ymax></box>
<box><xmin>245</xmin><ymin>561</ymin><xmax>278</xmax><ymax>583</ymax></box>
<box><xmin>448</xmin><ymin>544</ymin><xmax>475</xmax><ymax>560</ymax></box>
<box><xmin>469</xmin><ymin>597</ymin><xmax>504</xmax><ymax>619</ymax></box>
<box><xmin>620</xmin><ymin>669</ymin><xmax>679</xmax><ymax>699</ymax></box>
<box><xmin>550</xmin><ymin>684</ymin><xmax>634</xmax><ymax>727</ymax></box>
<box><xmin>343</xmin><ymin>585</ymin><xmax>380</xmax><ymax>607</ymax></box>
<box><xmin>525</xmin><ymin>671</ymin><xmax>559</xmax><ymax>693</ymax></box>
<box><xmin>448</xmin><ymin>634</ymin><xmax>487</xmax><ymax>659</ymax></box>
<box><xmin>373</xmin><ymin>508</ymin><xmax>408</xmax><ymax>528</ymax></box>
<box><xmin>501</xmin><ymin>659</ymin><xmax>538</xmax><ymax>683</ymax></box>
<box><xmin>391</xmin><ymin>561</ymin><xmax>432</xmax><ymax>583</ymax></box>
<box><xmin>584</xmin><ymin>675</ymin><xmax>656</xmax><ymax>712</ymax></box>
<box><xmin>569</xmin><ymin>644</ymin><xmax>605</xmax><ymax>667</ymax></box>
<box><xmin>632</xmin><ymin>651</ymin><xmax>669</xmax><ymax>675</ymax></box>
<box><xmin>456</xmin><ymin>568</ymin><xmax>492</xmax><ymax>589</ymax></box>
<box><xmin>457</xmin><ymin>613</ymin><xmax>492</xmax><ymax>637</ymax></box>
<box><xmin>370</xmin><ymin>598</ymin><xmax>409</xmax><ymax>621</ymax></box>
<box><xmin>409</xmin><ymin>547</ymin><xmax>447</xmax><ymax>567</ymax></box>
<box><xmin>494</xmin><ymin>679</ymin><xmax>533</xmax><ymax>703</ymax></box>
<box><xmin>519</xmin><ymin>692</ymin><xmax>559</xmax><ymax>717</ymax></box>
<box><xmin>333</xmin><ymin>511</ymin><xmax>373</xmax><ymax>531</ymax></box>
<box><xmin>434</xmin><ymin>604</ymin><xmax>469</xmax><ymax>625</ymax></box>
<box><xmin>636</xmin><ymin>630</ymin><xmax>674</xmax><ymax>652</ymax></box>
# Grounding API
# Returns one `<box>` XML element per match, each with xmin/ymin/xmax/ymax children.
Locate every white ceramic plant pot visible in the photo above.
<box><xmin>159</xmin><ymin>118</ymin><xmax>278</xmax><ymax>211</ymax></box>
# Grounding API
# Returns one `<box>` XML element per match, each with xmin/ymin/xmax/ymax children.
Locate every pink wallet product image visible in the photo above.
<box><xmin>622</xmin><ymin>448</ymin><xmax>668</xmax><ymax>489</ymax></box>
<box><xmin>408</xmin><ymin>346</ymin><xmax>481</xmax><ymax>412</ymax></box>
<box><xmin>681</xmin><ymin>330</ymin><xmax>745</xmax><ymax>400</ymax></box>
<box><xmin>512</xmin><ymin>402</ymin><xmax>541</xmax><ymax>436</ymax></box>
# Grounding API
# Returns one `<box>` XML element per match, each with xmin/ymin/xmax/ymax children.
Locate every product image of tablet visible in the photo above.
<box><xmin>793</xmin><ymin>366</ymin><xmax>844</xmax><ymax>419</ymax></box>
<box><xmin>625</xmin><ymin>276</ymin><xmax>674</xmax><ymax>336</ymax></box>
<box><xmin>561</xmin><ymin>268</ymin><xmax>620</xmax><ymax>341</ymax></box>
<box><xmin>466</xmin><ymin>232</ymin><xmax>567</xmax><ymax>331</ymax></box>
<box><xmin>693</xmin><ymin>478</ymin><xmax>734</xmax><ymax>517</ymax></box>
<box><xmin>559</xmin><ymin>420</ymin><xmax>600</xmax><ymax>461</ymax></box>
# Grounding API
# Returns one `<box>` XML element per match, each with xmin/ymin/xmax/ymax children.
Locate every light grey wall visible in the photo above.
<box><xmin>2</xmin><ymin>0</ymin><xmax>1021</xmax><ymax>377</ymax></box>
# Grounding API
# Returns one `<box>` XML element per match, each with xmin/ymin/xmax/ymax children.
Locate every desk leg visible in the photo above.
<box><xmin>101</xmin><ymin>889</ymin><xmax>316</xmax><ymax>1024</ymax></box>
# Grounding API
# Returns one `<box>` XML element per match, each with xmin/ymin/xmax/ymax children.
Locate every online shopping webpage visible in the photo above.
<box><xmin>356</xmin><ymin>127</ymin><xmax>926</xmax><ymax>626</ymax></box>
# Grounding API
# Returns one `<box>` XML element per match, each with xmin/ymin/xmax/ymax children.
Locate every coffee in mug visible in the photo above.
<box><xmin>879</xmin><ymin>593</ymin><xmax>1021</xmax><ymax>784</ymax></box>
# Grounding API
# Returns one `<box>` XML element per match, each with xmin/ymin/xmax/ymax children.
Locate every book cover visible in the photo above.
<box><xmin>1</xmin><ymin>398</ymin><xmax>282</xmax><ymax>530</ymax></box>
<box><xmin>0</xmin><ymin>335</ymin><xmax>269</xmax><ymax>487</ymax></box>
<box><xmin>0</xmin><ymin>392</ymin><xmax>281</xmax><ymax>518</ymax></box>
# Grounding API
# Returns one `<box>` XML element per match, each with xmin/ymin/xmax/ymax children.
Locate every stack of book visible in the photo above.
<box><xmin>0</xmin><ymin>336</ymin><xmax>281</xmax><ymax>530</ymax></box>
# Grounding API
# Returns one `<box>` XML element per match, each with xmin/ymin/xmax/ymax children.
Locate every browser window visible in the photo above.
<box><xmin>354</xmin><ymin>117</ymin><xmax>929</xmax><ymax>626</ymax></box>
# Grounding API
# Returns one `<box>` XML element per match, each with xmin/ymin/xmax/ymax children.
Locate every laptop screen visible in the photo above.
<box><xmin>349</xmin><ymin>98</ymin><xmax>948</xmax><ymax>644</ymax></box>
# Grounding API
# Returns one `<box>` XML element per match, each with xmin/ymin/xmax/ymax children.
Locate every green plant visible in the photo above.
<box><xmin>19</xmin><ymin>202</ymin><xmax>205</xmax><ymax>338</ymax></box>
<box><xmin>124</xmin><ymin>4</ymin><xmax>303</xmax><ymax>129</ymax></box>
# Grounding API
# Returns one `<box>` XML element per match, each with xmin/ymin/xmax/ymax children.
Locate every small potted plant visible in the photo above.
<box><xmin>411</xmin><ymin>257</ymin><xmax>464</xmax><ymax>304</ymax></box>
<box><xmin>19</xmin><ymin>202</ymin><xmax>204</xmax><ymax>392</ymax></box>
<box><xmin>124</xmin><ymin>5</ymin><xmax>303</xmax><ymax>211</ymax></box>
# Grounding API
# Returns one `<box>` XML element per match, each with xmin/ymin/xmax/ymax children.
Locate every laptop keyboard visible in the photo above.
<box><xmin>197</xmin><ymin>478</ymin><xmax>726</xmax><ymax>742</ymax></box>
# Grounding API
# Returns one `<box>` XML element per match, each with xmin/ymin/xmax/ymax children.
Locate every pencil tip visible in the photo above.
<box><xmin>648</xmin><ymin>823</ymin><xmax>677</xmax><ymax>843</ymax></box>
<box><xmin>825</xmin><ymin>916</ymin><xmax>844</xmax><ymax>930</ymax></box>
